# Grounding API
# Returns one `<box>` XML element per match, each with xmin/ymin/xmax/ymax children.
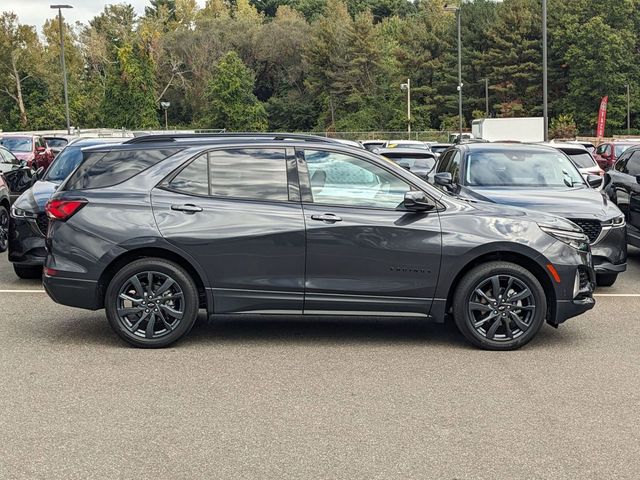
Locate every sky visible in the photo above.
<box><xmin>2</xmin><ymin>0</ymin><xmax>207</xmax><ymax>31</ymax></box>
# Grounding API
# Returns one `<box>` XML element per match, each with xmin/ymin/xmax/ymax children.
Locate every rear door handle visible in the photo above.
<box><xmin>171</xmin><ymin>204</ymin><xmax>203</xmax><ymax>213</ymax></box>
<box><xmin>311</xmin><ymin>213</ymin><xmax>342</xmax><ymax>223</ymax></box>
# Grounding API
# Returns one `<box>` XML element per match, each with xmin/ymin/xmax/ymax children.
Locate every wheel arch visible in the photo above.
<box><xmin>441</xmin><ymin>250</ymin><xmax>556</xmax><ymax>324</ymax></box>
<box><xmin>97</xmin><ymin>247</ymin><xmax>209</xmax><ymax>311</ymax></box>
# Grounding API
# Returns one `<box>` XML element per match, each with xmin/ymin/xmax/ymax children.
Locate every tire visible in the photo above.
<box><xmin>13</xmin><ymin>264</ymin><xmax>42</xmax><ymax>279</ymax></box>
<box><xmin>596</xmin><ymin>273</ymin><xmax>618</xmax><ymax>287</ymax></box>
<box><xmin>0</xmin><ymin>205</ymin><xmax>8</xmax><ymax>253</ymax></box>
<box><xmin>453</xmin><ymin>261</ymin><xmax>547</xmax><ymax>351</ymax></box>
<box><xmin>105</xmin><ymin>258</ymin><xmax>199</xmax><ymax>348</ymax></box>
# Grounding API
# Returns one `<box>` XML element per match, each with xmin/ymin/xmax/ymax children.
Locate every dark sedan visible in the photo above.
<box><xmin>9</xmin><ymin>137</ymin><xmax>124</xmax><ymax>279</ymax></box>
<box><xmin>429</xmin><ymin>143</ymin><xmax>627</xmax><ymax>286</ymax></box>
<box><xmin>603</xmin><ymin>145</ymin><xmax>640</xmax><ymax>247</ymax></box>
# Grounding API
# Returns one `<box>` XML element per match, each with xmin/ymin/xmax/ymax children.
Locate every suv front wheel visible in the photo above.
<box><xmin>105</xmin><ymin>258</ymin><xmax>199</xmax><ymax>348</ymax></box>
<box><xmin>453</xmin><ymin>261</ymin><xmax>547</xmax><ymax>350</ymax></box>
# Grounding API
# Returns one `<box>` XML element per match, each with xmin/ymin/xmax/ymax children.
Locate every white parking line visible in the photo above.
<box><xmin>0</xmin><ymin>290</ymin><xmax>46</xmax><ymax>293</ymax></box>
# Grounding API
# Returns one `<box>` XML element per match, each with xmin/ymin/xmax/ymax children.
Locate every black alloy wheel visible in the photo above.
<box><xmin>453</xmin><ymin>262</ymin><xmax>547</xmax><ymax>350</ymax></box>
<box><xmin>106</xmin><ymin>258</ymin><xmax>199</xmax><ymax>348</ymax></box>
<box><xmin>0</xmin><ymin>205</ymin><xmax>8</xmax><ymax>253</ymax></box>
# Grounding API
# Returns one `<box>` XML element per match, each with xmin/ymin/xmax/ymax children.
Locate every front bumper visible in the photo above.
<box><xmin>591</xmin><ymin>225</ymin><xmax>627</xmax><ymax>275</ymax></box>
<box><xmin>8</xmin><ymin>215</ymin><xmax>47</xmax><ymax>266</ymax></box>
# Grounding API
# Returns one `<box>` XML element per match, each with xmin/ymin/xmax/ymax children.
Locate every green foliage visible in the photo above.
<box><xmin>201</xmin><ymin>51</ymin><xmax>268</xmax><ymax>131</ymax></box>
<box><xmin>549</xmin><ymin>114</ymin><xmax>578</xmax><ymax>139</ymax></box>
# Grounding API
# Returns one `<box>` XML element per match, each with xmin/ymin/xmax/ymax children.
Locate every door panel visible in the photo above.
<box><xmin>303</xmin><ymin>205</ymin><xmax>442</xmax><ymax>316</ymax></box>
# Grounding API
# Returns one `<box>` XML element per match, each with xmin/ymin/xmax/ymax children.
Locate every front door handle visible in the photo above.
<box><xmin>171</xmin><ymin>204</ymin><xmax>203</xmax><ymax>213</ymax></box>
<box><xmin>311</xmin><ymin>213</ymin><xmax>342</xmax><ymax>223</ymax></box>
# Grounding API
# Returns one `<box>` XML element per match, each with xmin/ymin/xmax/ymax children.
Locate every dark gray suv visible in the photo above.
<box><xmin>43</xmin><ymin>134</ymin><xmax>596</xmax><ymax>350</ymax></box>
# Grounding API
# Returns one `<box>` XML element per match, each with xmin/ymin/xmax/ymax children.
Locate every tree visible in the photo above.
<box><xmin>201</xmin><ymin>51</ymin><xmax>268</xmax><ymax>130</ymax></box>
<box><xmin>0</xmin><ymin>12</ymin><xmax>42</xmax><ymax>128</ymax></box>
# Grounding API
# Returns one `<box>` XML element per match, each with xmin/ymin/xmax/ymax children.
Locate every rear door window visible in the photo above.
<box><xmin>626</xmin><ymin>151</ymin><xmax>640</xmax><ymax>176</ymax></box>
<box><xmin>65</xmin><ymin>148</ymin><xmax>182</xmax><ymax>190</ymax></box>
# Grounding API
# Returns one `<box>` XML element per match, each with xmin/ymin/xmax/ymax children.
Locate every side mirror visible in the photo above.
<box><xmin>403</xmin><ymin>191</ymin><xmax>435</xmax><ymax>212</ymax></box>
<box><xmin>586</xmin><ymin>174</ymin><xmax>603</xmax><ymax>188</ymax></box>
<box><xmin>434</xmin><ymin>172</ymin><xmax>453</xmax><ymax>187</ymax></box>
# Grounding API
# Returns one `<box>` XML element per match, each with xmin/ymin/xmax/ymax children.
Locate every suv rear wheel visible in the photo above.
<box><xmin>105</xmin><ymin>258</ymin><xmax>199</xmax><ymax>348</ymax></box>
<box><xmin>453</xmin><ymin>261</ymin><xmax>547</xmax><ymax>350</ymax></box>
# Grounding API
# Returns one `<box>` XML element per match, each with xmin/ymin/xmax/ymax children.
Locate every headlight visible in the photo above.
<box><xmin>11</xmin><ymin>205</ymin><xmax>37</xmax><ymax>219</ymax></box>
<box><xmin>540</xmin><ymin>226</ymin><xmax>590</xmax><ymax>251</ymax></box>
<box><xmin>602</xmin><ymin>215</ymin><xmax>625</xmax><ymax>228</ymax></box>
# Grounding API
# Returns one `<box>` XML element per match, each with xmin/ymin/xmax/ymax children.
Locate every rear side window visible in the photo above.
<box><xmin>166</xmin><ymin>148</ymin><xmax>289</xmax><ymax>202</ymax></box>
<box><xmin>65</xmin><ymin>148</ymin><xmax>181</xmax><ymax>190</ymax></box>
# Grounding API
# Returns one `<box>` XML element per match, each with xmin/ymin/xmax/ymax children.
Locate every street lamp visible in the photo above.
<box><xmin>626</xmin><ymin>84</ymin><xmax>631</xmax><ymax>135</ymax></box>
<box><xmin>160</xmin><ymin>101</ymin><xmax>171</xmax><ymax>130</ymax></box>
<box><xmin>542</xmin><ymin>0</ymin><xmax>548</xmax><ymax>141</ymax></box>
<box><xmin>50</xmin><ymin>4</ymin><xmax>73</xmax><ymax>135</ymax></box>
<box><xmin>483</xmin><ymin>77</ymin><xmax>489</xmax><ymax>117</ymax></box>
<box><xmin>444</xmin><ymin>4</ymin><xmax>463</xmax><ymax>141</ymax></box>
<box><xmin>400</xmin><ymin>79</ymin><xmax>411</xmax><ymax>136</ymax></box>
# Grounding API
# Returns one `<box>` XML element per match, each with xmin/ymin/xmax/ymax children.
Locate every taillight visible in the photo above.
<box><xmin>45</xmin><ymin>199</ymin><xmax>87</xmax><ymax>220</ymax></box>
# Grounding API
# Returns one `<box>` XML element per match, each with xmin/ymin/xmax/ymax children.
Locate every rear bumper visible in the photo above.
<box><xmin>43</xmin><ymin>274</ymin><xmax>102</xmax><ymax>310</ymax></box>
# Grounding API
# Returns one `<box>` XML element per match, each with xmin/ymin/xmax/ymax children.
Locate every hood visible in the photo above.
<box><xmin>12</xmin><ymin>180</ymin><xmax>59</xmax><ymax>213</ymax></box>
<box><xmin>461</xmin><ymin>185</ymin><xmax>620</xmax><ymax>222</ymax></box>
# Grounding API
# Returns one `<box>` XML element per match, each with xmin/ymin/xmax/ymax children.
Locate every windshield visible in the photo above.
<box><xmin>44</xmin><ymin>146</ymin><xmax>84</xmax><ymax>182</ymax></box>
<box><xmin>46</xmin><ymin>138</ymin><xmax>68</xmax><ymax>148</ymax></box>
<box><xmin>615</xmin><ymin>145</ymin><xmax>633</xmax><ymax>156</ymax></box>
<box><xmin>0</xmin><ymin>137</ymin><xmax>32</xmax><ymax>152</ymax></box>
<box><xmin>465</xmin><ymin>149</ymin><xmax>585</xmax><ymax>188</ymax></box>
<box><xmin>383</xmin><ymin>155</ymin><xmax>435</xmax><ymax>171</ymax></box>
<box><xmin>566</xmin><ymin>151</ymin><xmax>597</xmax><ymax>168</ymax></box>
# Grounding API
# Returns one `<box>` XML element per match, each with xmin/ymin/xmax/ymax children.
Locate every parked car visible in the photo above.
<box><xmin>383</xmin><ymin>140</ymin><xmax>430</xmax><ymax>150</ymax></box>
<box><xmin>0</xmin><ymin>145</ymin><xmax>20</xmax><ymax>173</ymax></box>
<box><xmin>602</xmin><ymin>145</ymin><xmax>640</xmax><ymax>248</ymax></box>
<box><xmin>426</xmin><ymin>143</ymin><xmax>453</xmax><ymax>158</ymax></box>
<box><xmin>42</xmin><ymin>133</ymin><xmax>595</xmax><ymax>350</ymax></box>
<box><xmin>0</xmin><ymin>135</ymin><xmax>54</xmax><ymax>170</ymax></box>
<box><xmin>377</xmin><ymin>148</ymin><xmax>437</xmax><ymax>179</ymax></box>
<box><xmin>43</xmin><ymin>136</ymin><xmax>72</xmax><ymax>158</ymax></box>
<box><xmin>0</xmin><ymin>175</ymin><xmax>10</xmax><ymax>252</ymax></box>
<box><xmin>361</xmin><ymin>140</ymin><xmax>386</xmax><ymax>152</ymax></box>
<box><xmin>547</xmin><ymin>143</ymin><xmax>604</xmax><ymax>188</ymax></box>
<box><xmin>429</xmin><ymin>143</ymin><xmax>626</xmax><ymax>286</ymax></box>
<box><xmin>9</xmin><ymin>137</ymin><xmax>124</xmax><ymax>279</ymax></box>
<box><xmin>594</xmin><ymin>141</ymin><xmax>639</xmax><ymax>171</ymax></box>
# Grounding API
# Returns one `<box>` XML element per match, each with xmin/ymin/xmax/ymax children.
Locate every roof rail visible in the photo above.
<box><xmin>123</xmin><ymin>132</ymin><xmax>341</xmax><ymax>145</ymax></box>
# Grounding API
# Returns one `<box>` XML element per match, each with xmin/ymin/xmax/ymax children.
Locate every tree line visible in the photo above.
<box><xmin>1</xmin><ymin>0</ymin><xmax>639</xmax><ymax>135</ymax></box>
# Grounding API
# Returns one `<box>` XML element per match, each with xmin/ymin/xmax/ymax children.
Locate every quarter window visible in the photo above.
<box><xmin>168</xmin><ymin>155</ymin><xmax>209</xmax><ymax>196</ymax></box>
<box><xmin>304</xmin><ymin>150</ymin><xmax>410</xmax><ymax>209</ymax></box>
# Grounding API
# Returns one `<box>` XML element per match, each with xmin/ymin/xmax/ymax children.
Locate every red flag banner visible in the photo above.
<box><xmin>596</xmin><ymin>96</ymin><xmax>609</xmax><ymax>138</ymax></box>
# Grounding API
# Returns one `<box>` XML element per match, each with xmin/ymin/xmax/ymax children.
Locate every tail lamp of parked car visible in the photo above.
<box><xmin>45</xmin><ymin>199</ymin><xmax>87</xmax><ymax>221</ymax></box>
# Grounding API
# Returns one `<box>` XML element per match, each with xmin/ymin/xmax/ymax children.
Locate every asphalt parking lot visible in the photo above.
<box><xmin>0</xmin><ymin>252</ymin><xmax>638</xmax><ymax>480</ymax></box>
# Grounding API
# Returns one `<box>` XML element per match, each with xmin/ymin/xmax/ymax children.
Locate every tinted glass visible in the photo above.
<box><xmin>305</xmin><ymin>150</ymin><xmax>410</xmax><ymax>209</ymax></box>
<box><xmin>566</xmin><ymin>151</ymin><xmax>597</xmax><ymax>168</ymax></box>
<box><xmin>0</xmin><ymin>137</ymin><xmax>32</xmax><ymax>152</ymax></box>
<box><xmin>46</xmin><ymin>138</ymin><xmax>68</xmax><ymax>148</ymax></box>
<box><xmin>209</xmin><ymin>149</ymin><xmax>288</xmax><ymax>201</ymax></box>
<box><xmin>465</xmin><ymin>149</ymin><xmax>584</xmax><ymax>187</ymax></box>
<box><xmin>626</xmin><ymin>152</ymin><xmax>640</xmax><ymax>176</ymax></box>
<box><xmin>382</xmin><ymin>154</ymin><xmax>435</xmax><ymax>171</ymax></box>
<box><xmin>168</xmin><ymin>155</ymin><xmax>209</xmax><ymax>196</ymax></box>
<box><xmin>615</xmin><ymin>145</ymin><xmax>632</xmax><ymax>157</ymax></box>
<box><xmin>431</xmin><ymin>146</ymin><xmax>450</xmax><ymax>154</ymax></box>
<box><xmin>65</xmin><ymin>148</ymin><xmax>181</xmax><ymax>190</ymax></box>
<box><xmin>44</xmin><ymin>147</ymin><xmax>84</xmax><ymax>182</ymax></box>
<box><xmin>448</xmin><ymin>151</ymin><xmax>462</xmax><ymax>182</ymax></box>
<box><xmin>436</xmin><ymin>151</ymin><xmax>453</xmax><ymax>173</ymax></box>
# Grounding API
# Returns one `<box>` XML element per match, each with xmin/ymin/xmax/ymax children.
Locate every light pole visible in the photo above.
<box><xmin>445</xmin><ymin>4</ymin><xmax>463</xmax><ymax>140</ymax></box>
<box><xmin>50</xmin><ymin>4</ymin><xmax>73</xmax><ymax>135</ymax></box>
<box><xmin>626</xmin><ymin>84</ymin><xmax>631</xmax><ymax>135</ymax></box>
<box><xmin>484</xmin><ymin>77</ymin><xmax>489</xmax><ymax>117</ymax></box>
<box><xmin>542</xmin><ymin>0</ymin><xmax>548</xmax><ymax>141</ymax></box>
<box><xmin>160</xmin><ymin>101</ymin><xmax>170</xmax><ymax>130</ymax></box>
<box><xmin>400</xmin><ymin>79</ymin><xmax>411</xmax><ymax>136</ymax></box>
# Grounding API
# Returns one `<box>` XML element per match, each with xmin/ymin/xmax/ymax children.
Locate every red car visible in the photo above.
<box><xmin>0</xmin><ymin>135</ymin><xmax>54</xmax><ymax>170</ymax></box>
<box><xmin>594</xmin><ymin>141</ymin><xmax>640</xmax><ymax>170</ymax></box>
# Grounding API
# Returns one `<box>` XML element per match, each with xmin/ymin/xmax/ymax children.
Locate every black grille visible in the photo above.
<box><xmin>568</xmin><ymin>219</ymin><xmax>602</xmax><ymax>244</ymax></box>
<box><xmin>36</xmin><ymin>213</ymin><xmax>49</xmax><ymax>237</ymax></box>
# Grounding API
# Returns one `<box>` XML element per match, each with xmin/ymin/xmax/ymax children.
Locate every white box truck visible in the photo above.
<box><xmin>472</xmin><ymin>117</ymin><xmax>544</xmax><ymax>142</ymax></box>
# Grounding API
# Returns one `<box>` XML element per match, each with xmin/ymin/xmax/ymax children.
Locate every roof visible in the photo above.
<box><xmin>378</xmin><ymin>148</ymin><xmax>436</xmax><ymax>156</ymax></box>
<box><xmin>66</xmin><ymin>137</ymin><xmax>126</xmax><ymax>148</ymax></box>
